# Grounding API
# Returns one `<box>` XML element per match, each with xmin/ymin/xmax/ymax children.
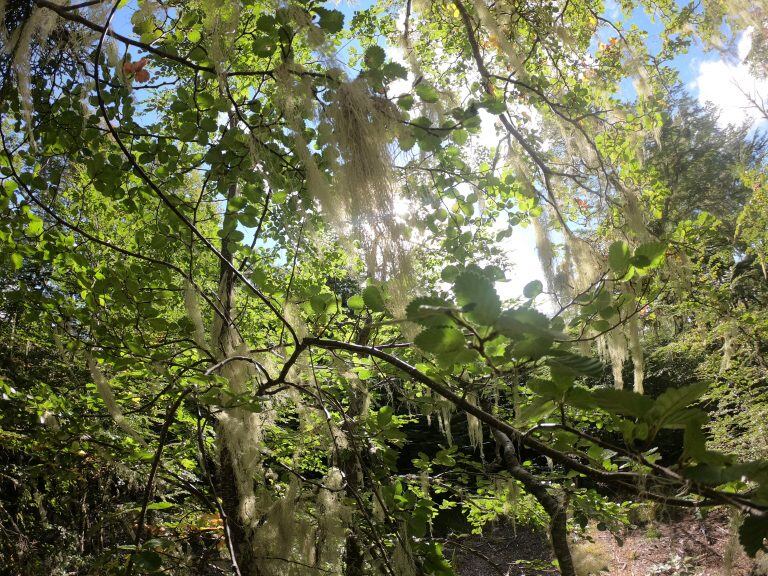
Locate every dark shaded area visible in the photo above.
<box><xmin>447</xmin><ymin>522</ymin><xmax>556</xmax><ymax>576</ymax></box>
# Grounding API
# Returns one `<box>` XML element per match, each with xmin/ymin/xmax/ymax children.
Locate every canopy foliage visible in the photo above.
<box><xmin>1</xmin><ymin>0</ymin><xmax>768</xmax><ymax>574</ymax></box>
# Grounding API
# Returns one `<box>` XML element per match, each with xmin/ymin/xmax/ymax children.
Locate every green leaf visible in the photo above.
<box><xmin>227</xmin><ymin>229</ymin><xmax>245</xmax><ymax>243</ymax></box>
<box><xmin>382</xmin><ymin>62</ymin><xmax>408</xmax><ymax>80</ymax></box>
<box><xmin>523</xmin><ymin>280</ymin><xmax>543</xmax><ymax>298</ymax></box>
<box><xmin>590</xmin><ymin>388</ymin><xmax>654</xmax><ymax>419</ymax></box>
<box><xmin>422</xmin><ymin>541</ymin><xmax>453</xmax><ymax>575</ymax></box>
<box><xmin>633</xmin><ymin>241</ymin><xmax>667</xmax><ymax>270</ymax></box>
<box><xmin>453</xmin><ymin>270</ymin><xmax>501</xmax><ymax>326</ymax></box>
<box><xmin>528</xmin><ymin>378</ymin><xmax>571</xmax><ymax>400</ymax></box>
<box><xmin>482</xmin><ymin>96</ymin><xmax>507</xmax><ymax>115</ymax></box>
<box><xmin>566</xmin><ymin>386</ymin><xmax>595</xmax><ymax>409</ymax></box>
<box><xmin>310</xmin><ymin>292</ymin><xmax>333</xmax><ymax>314</ymax></box>
<box><xmin>546</xmin><ymin>352</ymin><xmax>603</xmax><ymax>378</ymax></box>
<box><xmin>362</xmin><ymin>285</ymin><xmax>386</xmax><ymax>312</ymax></box>
<box><xmin>451</xmin><ymin>129</ymin><xmax>469</xmax><ymax>145</ymax></box>
<box><xmin>196</xmin><ymin>92</ymin><xmax>215</xmax><ymax>108</ymax></box>
<box><xmin>434</xmin><ymin>446</ymin><xmax>457</xmax><ymax>466</ymax></box>
<box><xmin>347</xmin><ymin>294</ymin><xmax>365</xmax><ymax>310</ymax></box>
<box><xmin>26</xmin><ymin>215</ymin><xmax>43</xmax><ymax>236</ymax></box>
<box><xmin>377</xmin><ymin>406</ymin><xmax>393</xmax><ymax>427</ymax></box>
<box><xmin>134</xmin><ymin>550</ymin><xmax>162</xmax><ymax>572</ymax></box>
<box><xmin>687</xmin><ymin>461</ymin><xmax>768</xmax><ymax>485</ymax></box>
<box><xmin>515</xmin><ymin>397</ymin><xmax>556</xmax><ymax>426</ymax></box>
<box><xmin>146</xmin><ymin>501</ymin><xmax>174</xmax><ymax>510</ymax></box>
<box><xmin>608</xmin><ymin>240</ymin><xmax>631</xmax><ymax>274</ymax></box>
<box><xmin>315</xmin><ymin>7</ymin><xmax>344</xmax><ymax>33</ymax></box>
<box><xmin>440</xmin><ymin>265</ymin><xmax>459</xmax><ymax>282</ymax></box>
<box><xmin>397</xmin><ymin>94</ymin><xmax>415</xmax><ymax>110</ymax></box>
<box><xmin>513</xmin><ymin>334</ymin><xmax>554</xmax><ymax>359</ymax></box>
<box><xmin>405</xmin><ymin>296</ymin><xmax>452</xmax><ymax>326</ymax></box>
<box><xmin>415</xmin><ymin>83</ymin><xmax>440</xmax><ymax>103</ymax></box>
<box><xmin>451</xmin><ymin>348</ymin><xmax>481</xmax><ymax>364</ymax></box>
<box><xmin>414</xmin><ymin>326</ymin><xmax>465</xmax><ymax>354</ymax></box>
<box><xmin>740</xmin><ymin>515</ymin><xmax>768</xmax><ymax>557</ymax></box>
<box><xmin>408</xmin><ymin>503</ymin><xmax>430</xmax><ymax>537</ymax></box>
<box><xmin>503</xmin><ymin>307</ymin><xmax>550</xmax><ymax>328</ymax></box>
<box><xmin>252</xmin><ymin>36</ymin><xmax>275</xmax><ymax>57</ymax></box>
<box><xmin>646</xmin><ymin>382</ymin><xmax>709</xmax><ymax>428</ymax></box>
<box><xmin>683</xmin><ymin>463</ymin><xmax>727</xmax><ymax>485</ymax></box>
<box><xmin>10</xmin><ymin>252</ymin><xmax>22</xmax><ymax>270</ymax></box>
<box><xmin>364</xmin><ymin>45</ymin><xmax>386</xmax><ymax>69</ymax></box>
<box><xmin>683</xmin><ymin>414</ymin><xmax>710</xmax><ymax>460</ymax></box>
<box><xmin>630</xmin><ymin>254</ymin><xmax>651</xmax><ymax>268</ymax></box>
<box><xmin>256</xmin><ymin>14</ymin><xmax>276</xmax><ymax>32</ymax></box>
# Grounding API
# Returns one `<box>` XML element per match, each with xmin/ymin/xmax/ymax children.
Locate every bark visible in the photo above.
<box><xmin>217</xmin><ymin>441</ymin><xmax>256</xmax><ymax>575</ymax></box>
<box><xmin>343</xmin><ymin>320</ymin><xmax>371</xmax><ymax>576</ymax></box>
<box><xmin>214</xmin><ymin>178</ymin><xmax>260</xmax><ymax>576</ymax></box>
<box><xmin>491</xmin><ymin>428</ymin><xmax>576</xmax><ymax>576</ymax></box>
<box><xmin>343</xmin><ymin>522</ymin><xmax>365</xmax><ymax>576</ymax></box>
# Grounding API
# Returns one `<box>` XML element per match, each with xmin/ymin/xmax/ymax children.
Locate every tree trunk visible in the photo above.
<box><xmin>491</xmin><ymin>428</ymin><xmax>576</xmax><ymax>576</ymax></box>
<box><xmin>343</xmin><ymin>319</ymin><xmax>372</xmax><ymax>576</ymax></box>
<box><xmin>213</xmin><ymin>179</ymin><xmax>261</xmax><ymax>576</ymax></box>
<box><xmin>217</xmin><ymin>442</ymin><xmax>255</xmax><ymax>574</ymax></box>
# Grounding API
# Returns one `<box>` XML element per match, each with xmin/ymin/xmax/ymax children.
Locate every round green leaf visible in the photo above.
<box><xmin>362</xmin><ymin>285</ymin><xmax>386</xmax><ymax>312</ymax></box>
<box><xmin>135</xmin><ymin>550</ymin><xmax>162</xmax><ymax>572</ymax></box>
<box><xmin>608</xmin><ymin>240</ymin><xmax>631</xmax><ymax>274</ymax></box>
<box><xmin>523</xmin><ymin>279</ymin><xmax>543</xmax><ymax>298</ymax></box>
<box><xmin>364</xmin><ymin>45</ymin><xmax>386</xmax><ymax>69</ymax></box>
<box><xmin>414</xmin><ymin>326</ymin><xmax>465</xmax><ymax>353</ymax></box>
<box><xmin>452</xmin><ymin>270</ymin><xmax>501</xmax><ymax>326</ymax></box>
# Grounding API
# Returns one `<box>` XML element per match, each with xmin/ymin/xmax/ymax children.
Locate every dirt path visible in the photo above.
<box><xmin>448</xmin><ymin>523</ymin><xmax>556</xmax><ymax>576</ymax></box>
<box><xmin>451</xmin><ymin>510</ymin><xmax>764</xmax><ymax>576</ymax></box>
<box><xmin>589</xmin><ymin>509</ymin><xmax>758</xmax><ymax>576</ymax></box>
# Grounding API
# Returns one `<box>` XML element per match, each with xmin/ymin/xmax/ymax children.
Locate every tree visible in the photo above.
<box><xmin>1</xmin><ymin>0</ymin><xmax>768</xmax><ymax>574</ymax></box>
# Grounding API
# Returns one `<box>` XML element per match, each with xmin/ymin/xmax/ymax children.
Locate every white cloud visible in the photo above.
<box><xmin>694</xmin><ymin>31</ymin><xmax>768</xmax><ymax>128</ymax></box>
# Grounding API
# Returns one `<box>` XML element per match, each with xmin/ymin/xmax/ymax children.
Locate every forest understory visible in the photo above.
<box><xmin>2</xmin><ymin>0</ymin><xmax>768</xmax><ymax>574</ymax></box>
<box><xmin>453</xmin><ymin>509</ymin><xmax>766</xmax><ymax>576</ymax></box>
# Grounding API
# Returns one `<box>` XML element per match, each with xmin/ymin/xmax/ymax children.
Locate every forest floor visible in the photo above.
<box><xmin>451</xmin><ymin>509</ymin><xmax>766</xmax><ymax>576</ymax></box>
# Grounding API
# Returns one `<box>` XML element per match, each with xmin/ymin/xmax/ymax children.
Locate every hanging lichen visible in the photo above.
<box><xmin>252</xmin><ymin>478</ymin><xmax>301</xmax><ymax>575</ymax></box>
<box><xmin>282</xmin><ymin>300</ymin><xmax>310</xmax><ymax>341</ymax></box>
<box><xmin>469</xmin><ymin>0</ymin><xmax>527</xmax><ymax>81</ymax></box>
<box><xmin>720</xmin><ymin>325</ymin><xmax>739</xmax><ymax>374</ymax></box>
<box><xmin>466</xmin><ymin>392</ymin><xmax>484</xmax><ymax>459</ymax></box>
<box><xmin>199</xmin><ymin>0</ymin><xmax>240</xmax><ymax>80</ymax></box>
<box><xmin>326</xmin><ymin>79</ymin><xmax>397</xmax><ymax>221</ymax></box>
<box><xmin>183</xmin><ymin>280</ymin><xmax>210</xmax><ymax>352</ymax></box>
<box><xmin>86</xmin><ymin>353</ymin><xmax>146</xmax><ymax>445</ymax></box>
<box><xmin>2</xmin><ymin>3</ymin><xmax>61</xmax><ymax>146</ymax></box>
<box><xmin>293</xmin><ymin>130</ymin><xmax>340</xmax><ymax>224</ymax></box>
<box><xmin>568</xmin><ymin>235</ymin><xmax>602</xmax><ymax>293</ymax></box>
<box><xmin>627</xmin><ymin>314</ymin><xmax>645</xmax><ymax>393</ymax></box>
<box><xmin>437</xmin><ymin>401</ymin><xmax>454</xmax><ymax>445</ymax></box>
<box><xmin>532</xmin><ymin>212</ymin><xmax>557</xmax><ymax>294</ymax></box>
<box><xmin>617</xmin><ymin>185</ymin><xmax>650</xmax><ymax>241</ymax></box>
<box><xmin>599</xmin><ymin>328</ymin><xmax>628</xmax><ymax>390</ymax></box>
<box><xmin>315</xmin><ymin>467</ymin><xmax>349</xmax><ymax>571</ymax></box>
